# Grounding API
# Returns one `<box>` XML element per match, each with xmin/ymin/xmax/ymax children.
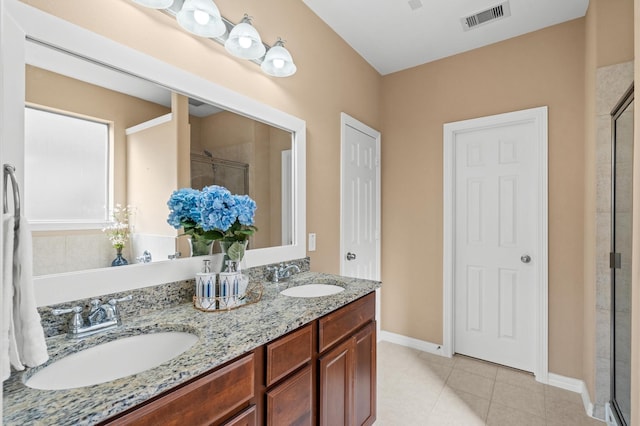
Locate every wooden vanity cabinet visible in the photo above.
<box><xmin>100</xmin><ymin>292</ymin><xmax>376</xmax><ymax>426</ymax></box>
<box><xmin>318</xmin><ymin>293</ymin><xmax>376</xmax><ymax>426</ymax></box>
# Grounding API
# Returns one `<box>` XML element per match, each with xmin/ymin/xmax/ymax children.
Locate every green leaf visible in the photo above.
<box><xmin>226</xmin><ymin>241</ymin><xmax>245</xmax><ymax>261</ymax></box>
<box><xmin>201</xmin><ymin>230</ymin><xmax>224</xmax><ymax>240</ymax></box>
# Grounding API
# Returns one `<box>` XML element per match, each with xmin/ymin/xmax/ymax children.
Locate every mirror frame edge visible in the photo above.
<box><xmin>4</xmin><ymin>0</ymin><xmax>306</xmax><ymax>306</ymax></box>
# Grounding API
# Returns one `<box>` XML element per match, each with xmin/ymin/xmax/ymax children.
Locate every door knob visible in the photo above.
<box><xmin>346</xmin><ymin>252</ymin><xmax>357</xmax><ymax>261</ymax></box>
<box><xmin>521</xmin><ymin>255</ymin><xmax>532</xmax><ymax>264</ymax></box>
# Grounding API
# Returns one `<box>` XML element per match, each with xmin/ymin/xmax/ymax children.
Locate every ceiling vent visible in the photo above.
<box><xmin>461</xmin><ymin>1</ymin><xmax>511</xmax><ymax>31</ymax></box>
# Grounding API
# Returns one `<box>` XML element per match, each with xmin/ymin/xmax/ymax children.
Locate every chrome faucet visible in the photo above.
<box><xmin>136</xmin><ymin>250</ymin><xmax>152</xmax><ymax>263</ymax></box>
<box><xmin>52</xmin><ymin>295</ymin><xmax>133</xmax><ymax>339</ymax></box>
<box><xmin>268</xmin><ymin>263</ymin><xmax>301</xmax><ymax>283</ymax></box>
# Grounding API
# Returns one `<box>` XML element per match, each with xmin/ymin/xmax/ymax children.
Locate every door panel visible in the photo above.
<box><xmin>319</xmin><ymin>339</ymin><xmax>351</xmax><ymax>426</ymax></box>
<box><xmin>354</xmin><ymin>323</ymin><xmax>376</xmax><ymax>426</ymax></box>
<box><xmin>465</xmin><ymin>266</ymin><xmax>484</xmax><ymax>332</ymax></box>
<box><xmin>341</xmin><ymin>114</ymin><xmax>380</xmax><ymax>281</ymax></box>
<box><xmin>454</xmin><ymin>120</ymin><xmax>537</xmax><ymax>372</ymax></box>
<box><xmin>498</xmin><ymin>268</ymin><xmax>517</xmax><ymax>339</ymax></box>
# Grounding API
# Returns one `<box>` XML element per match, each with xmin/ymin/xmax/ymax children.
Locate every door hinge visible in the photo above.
<box><xmin>610</xmin><ymin>252</ymin><xmax>621</xmax><ymax>269</ymax></box>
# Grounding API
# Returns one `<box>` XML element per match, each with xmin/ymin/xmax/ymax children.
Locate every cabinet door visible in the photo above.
<box><xmin>319</xmin><ymin>338</ymin><xmax>353</xmax><ymax>426</ymax></box>
<box><xmin>353</xmin><ymin>322</ymin><xmax>376</xmax><ymax>426</ymax></box>
<box><xmin>266</xmin><ymin>366</ymin><xmax>313</xmax><ymax>426</ymax></box>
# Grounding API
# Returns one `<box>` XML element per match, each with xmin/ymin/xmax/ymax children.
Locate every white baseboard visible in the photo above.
<box><xmin>380</xmin><ymin>331</ymin><xmax>597</xmax><ymax>419</ymax></box>
<box><xmin>547</xmin><ymin>373</ymin><xmax>594</xmax><ymax>417</ymax></box>
<box><xmin>379</xmin><ymin>330</ymin><xmax>448</xmax><ymax>357</ymax></box>
<box><xmin>547</xmin><ymin>372</ymin><xmax>585</xmax><ymax>393</ymax></box>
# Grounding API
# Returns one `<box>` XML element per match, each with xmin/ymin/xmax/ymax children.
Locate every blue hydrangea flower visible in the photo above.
<box><xmin>167</xmin><ymin>188</ymin><xmax>201</xmax><ymax>229</ymax></box>
<box><xmin>234</xmin><ymin>194</ymin><xmax>257</xmax><ymax>226</ymax></box>
<box><xmin>198</xmin><ymin>185</ymin><xmax>237</xmax><ymax>232</ymax></box>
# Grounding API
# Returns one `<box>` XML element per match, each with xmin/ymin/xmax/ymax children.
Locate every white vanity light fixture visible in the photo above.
<box><xmin>132</xmin><ymin>0</ymin><xmax>297</xmax><ymax>77</ymax></box>
<box><xmin>224</xmin><ymin>14</ymin><xmax>266</xmax><ymax>60</ymax></box>
<box><xmin>176</xmin><ymin>0</ymin><xmax>226</xmax><ymax>38</ymax></box>
<box><xmin>131</xmin><ymin>0</ymin><xmax>174</xmax><ymax>9</ymax></box>
<box><xmin>260</xmin><ymin>39</ymin><xmax>297</xmax><ymax>77</ymax></box>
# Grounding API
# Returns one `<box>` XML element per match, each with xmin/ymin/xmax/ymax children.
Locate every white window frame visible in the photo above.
<box><xmin>24</xmin><ymin>104</ymin><xmax>112</xmax><ymax>230</ymax></box>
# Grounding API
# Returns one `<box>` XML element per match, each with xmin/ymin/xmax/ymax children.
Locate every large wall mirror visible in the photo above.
<box><xmin>26</xmin><ymin>41</ymin><xmax>294</xmax><ymax>275</ymax></box>
<box><xmin>2</xmin><ymin>0</ymin><xmax>306</xmax><ymax>306</ymax></box>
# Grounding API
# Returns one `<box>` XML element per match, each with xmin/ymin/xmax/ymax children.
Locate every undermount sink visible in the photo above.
<box><xmin>25</xmin><ymin>331</ymin><xmax>198</xmax><ymax>390</ymax></box>
<box><xmin>280</xmin><ymin>283</ymin><xmax>345</xmax><ymax>298</ymax></box>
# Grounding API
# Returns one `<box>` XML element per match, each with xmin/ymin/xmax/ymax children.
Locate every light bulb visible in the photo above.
<box><xmin>193</xmin><ymin>9</ymin><xmax>210</xmax><ymax>25</ymax></box>
<box><xmin>273</xmin><ymin>58</ymin><xmax>285</xmax><ymax>69</ymax></box>
<box><xmin>238</xmin><ymin>36</ymin><xmax>253</xmax><ymax>49</ymax></box>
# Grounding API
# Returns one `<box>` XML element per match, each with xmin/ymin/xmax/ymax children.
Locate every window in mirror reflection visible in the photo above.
<box><xmin>25</xmin><ymin>106</ymin><xmax>110</xmax><ymax>227</ymax></box>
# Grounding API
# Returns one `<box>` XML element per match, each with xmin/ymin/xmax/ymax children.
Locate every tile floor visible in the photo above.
<box><xmin>375</xmin><ymin>341</ymin><xmax>605</xmax><ymax>426</ymax></box>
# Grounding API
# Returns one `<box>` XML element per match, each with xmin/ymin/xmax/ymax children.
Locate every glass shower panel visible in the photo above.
<box><xmin>611</xmin><ymin>87</ymin><xmax>633</xmax><ymax>426</ymax></box>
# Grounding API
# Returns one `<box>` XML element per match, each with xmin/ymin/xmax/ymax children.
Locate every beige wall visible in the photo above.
<box><xmin>127</xmin><ymin>120</ymin><xmax>177</xmax><ymax>235</ymax></box>
<box><xmin>381</xmin><ymin>20</ymin><xmax>586</xmax><ymax>378</ymax></box>
<box><xmin>22</xmin><ymin>0</ymin><xmax>383</xmax><ymax>275</ymax></box>
<box><xmin>595</xmin><ymin>0</ymin><xmax>635</xmax><ymax>68</ymax></box>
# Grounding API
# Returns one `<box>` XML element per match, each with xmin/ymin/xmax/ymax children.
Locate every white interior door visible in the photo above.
<box><xmin>448</xmin><ymin>109</ymin><xmax>547</xmax><ymax>373</ymax></box>
<box><xmin>340</xmin><ymin>113</ymin><xmax>380</xmax><ymax>282</ymax></box>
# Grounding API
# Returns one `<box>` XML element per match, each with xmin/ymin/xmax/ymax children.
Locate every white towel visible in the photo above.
<box><xmin>2</xmin><ymin>214</ymin><xmax>15</xmax><ymax>381</ymax></box>
<box><xmin>2</xmin><ymin>215</ymin><xmax>48</xmax><ymax>382</ymax></box>
<box><xmin>11</xmin><ymin>216</ymin><xmax>48</xmax><ymax>370</ymax></box>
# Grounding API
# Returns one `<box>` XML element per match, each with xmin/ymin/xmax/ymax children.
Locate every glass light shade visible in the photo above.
<box><xmin>224</xmin><ymin>18</ymin><xmax>266</xmax><ymax>60</ymax></box>
<box><xmin>131</xmin><ymin>0</ymin><xmax>174</xmax><ymax>9</ymax></box>
<box><xmin>177</xmin><ymin>0</ymin><xmax>226</xmax><ymax>38</ymax></box>
<box><xmin>260</xmin><ymin>41</ymin><xmax>297</xmax><ymax>77</ymax></box>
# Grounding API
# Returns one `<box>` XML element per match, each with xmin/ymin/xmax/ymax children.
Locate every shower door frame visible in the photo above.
<box><xmin>190</xmin><ymin>153</ymin><xmax>250</xmax><ymax>195</ymax></box>
<box><xmin>609</xmin><ymin>82</ymin><xmax>634</xmax><ymax>426</ymax></box>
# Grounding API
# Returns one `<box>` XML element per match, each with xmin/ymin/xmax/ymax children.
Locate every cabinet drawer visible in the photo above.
<box><xmin>266</xmin><ymin>323</ymin><xmax>313</xmax><ymax>387</ymax></box>
<box><xmin>223</xmin><ymin>405</ymin><xmax>256</xmax><ymax>426</ymax></box>
<box><xmin>266</xmin><ymin>366</ymin><xmax>313</xmax><ymax>426</ymax></box>
<box><xmin>107</xmin><ymin>353</ymin><xmax>255</xmax><ymax>426</ymax></box>
<box><xmin>318</xmin><ymin>292</ymin><xmax>375</xmax><ymax>353</ymax></box>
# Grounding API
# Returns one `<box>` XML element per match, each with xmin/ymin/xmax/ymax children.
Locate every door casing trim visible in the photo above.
<box><xmin>442</xmin><ymin>106</ymin><xmax>549</xmax><ymax>382</ymax></box>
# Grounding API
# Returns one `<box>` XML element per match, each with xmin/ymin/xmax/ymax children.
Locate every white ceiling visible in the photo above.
<box><xmin>302</xmin><ymin>0</ymin><xmax>589</xmax><ymax>75</ymax></box>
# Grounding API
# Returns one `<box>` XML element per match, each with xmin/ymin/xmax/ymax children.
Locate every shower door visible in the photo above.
<box><xmin>610</xmin><ymin>83</ymin><xmax>633</xmax><ymax>426</ymax></box>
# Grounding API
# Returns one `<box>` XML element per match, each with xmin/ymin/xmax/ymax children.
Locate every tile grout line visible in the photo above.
<box><xmin>423</xmin><ymin>351</ymin><xmax>452</xmax><ymax>422</ymax></box>
<box><xmin>485</xmin><ymin>370</ymin><xmax>498</xmax><ymax>424</ymax></box>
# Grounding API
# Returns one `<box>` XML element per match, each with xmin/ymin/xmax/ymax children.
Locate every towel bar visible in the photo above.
<box><xmin>3</xmin><ymin>163</ymin><xmax>21</xmax><ymax>231</ymax></box>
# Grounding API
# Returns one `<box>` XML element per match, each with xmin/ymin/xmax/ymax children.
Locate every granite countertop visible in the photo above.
<box><xmin>3</xmin><ymin>272</ymin><xmax>380</xmax><ymax>426</ymax></box>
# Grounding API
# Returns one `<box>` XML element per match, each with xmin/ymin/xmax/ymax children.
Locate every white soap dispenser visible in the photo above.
<box><xmin>195</xmin><ymin>259</ymin><xmax>217</xmax><ymax>311</ymax></box>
